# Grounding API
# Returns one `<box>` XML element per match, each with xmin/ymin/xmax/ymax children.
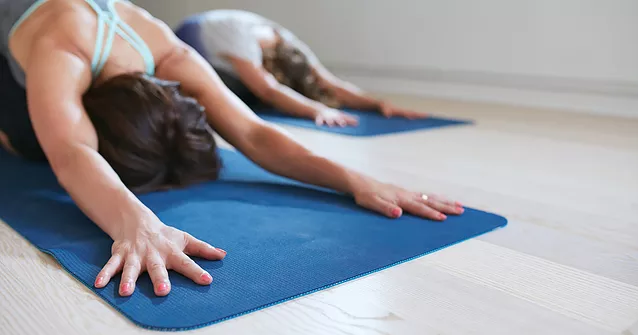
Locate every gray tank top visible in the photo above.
<box><xmin>1</xmin><ymin>0</ymin><xmax>44</xmax><ymax>86</ymax></box>
<box><xmin>1</xmin><ymin>0</ymin><xmax>152</xmax><ymax>87</ymax></box>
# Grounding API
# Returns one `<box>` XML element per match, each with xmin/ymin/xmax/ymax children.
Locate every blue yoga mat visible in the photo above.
<box><xmin>0</xmin><ymin>149</ymin><xmax>506</xmax><ymax>331</ymax></box>
<box><xmin>255</xmin><ymin>108</ymin><xmax>472</xmax><ymax>136</ymax></box>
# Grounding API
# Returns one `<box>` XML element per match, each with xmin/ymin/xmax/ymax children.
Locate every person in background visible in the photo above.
<box><xmin>0</xmin><ymin>0</ymin><xmax>463</xmax><ymax>298</ymax></box>
<box><xmin>175</xmin><ymin>10</ymin><xmax>427</xmax><ymax>127</ymax></box>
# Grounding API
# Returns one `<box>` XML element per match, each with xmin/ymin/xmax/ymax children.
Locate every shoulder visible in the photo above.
<box><xmin>9</xmin><ymin>9</ymin><xmax>92</xmax><ymax>69</ymax></box>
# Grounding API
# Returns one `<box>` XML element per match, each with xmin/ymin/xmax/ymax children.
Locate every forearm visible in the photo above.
<box><xmin>314</xmin><ymin>66</ymin><xmax>381</xmax><ymax>110</ymax></box>
<box><xmin>259</xmin><ymin>84</ymin><xmax>324</xmax><ymax>119</ymax></box>
<box><xmin>332</xmin><ymin>81</ymin><xmax>381</xmax><ymax>110</ymax></box>
<box><xmin>52</xmin><ymin>145</ymin><xmax>155</xmax><ymax>238</ymax></box>
<box><xmin>244</xmin><ymin>126</ymin><xmax>368</xmax><ymax>194</ymax></box>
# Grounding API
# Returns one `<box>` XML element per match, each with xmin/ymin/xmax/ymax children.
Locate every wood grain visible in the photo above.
<box><xmin>1</xmin><ymin>95</ymin><xmax>637</xmax><ymax>335</ymax></box>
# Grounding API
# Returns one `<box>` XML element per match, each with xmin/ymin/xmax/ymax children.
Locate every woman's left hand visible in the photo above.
<box><xmin>352</xmin><ymin>178</ymin><xmax>464</xmax><ymax>221</ymax></box>
<box><xmin>315</xmin><ymin>108</ymin><xmax>359</xmax><ymax>127</ymax></box>
<box><xmin>379</xmin><ymin>101</ymin><xmax>428</xmax><ymax>119</ymax></box>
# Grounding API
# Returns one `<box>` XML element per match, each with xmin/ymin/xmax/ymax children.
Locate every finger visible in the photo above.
<box><xmin>168</xmin><ymin>252</ymin><xmax>212</xmax><ymax>285</ymax></box>
<box><xmin>326</xmin><ymin>118</ymin><xmax>336</xmax><ymax>127</ymax></box>
<box><xmin>345</xmin><ymin>115</ymin><xmax>359</xmax><ymax>126</ymax></box>
<box><xmin>183</xmin><ymin>233</ymin><xmax>227</xmax><ymax>260</ymax></box>
<box><xmin>425</xmin><ymin>194</ymin><xmax>463</xmax><ymax>208</ymax></box>
<box><xmin>410</xmin><ymin>110</ymin><xmax>428</xmax><ymax>118</ymax></box>
<box><xmin>391</xmin><ymin>108</ymin><xmax>424</xmax><ymax>119</ymax></box>
<box><xmin>404</xmin><ymin>111</ymin><xmax>419</xmax><ymax>119</ymax></box>
<box><xmin>120</xmin><ymin>257</ymin><xmax>142</xmax><ymax>296</ymax></box>
<box><xmin>95</xmin><ymin>253</ymin><xmax>123</xmax><ymax>288</ymax></box>
<box><xmin>337</xmin><ymin>118</ymin><xmax>347</xmax><ymax>127</ymax></box>
<box><xmin>425</xmin><ymin>195</ymin><xmax>464</xmax><ymax>215</ymax></box>
<box><xmin>402</xmin><ymin>200</ymin><xmax>446</xmax><ymax>221</ymax></box>
<box><xmin>406</xmin><ymin>111</ymin><xmax>428</xmax><ymax>119</ymax></box>
<box><xmin>397</xmin><ymin>111</ymin><xmax>413</xmax><ymax>119</ymax></box>
<box><xmin>436</xmin><ymin>195</ymin><xmax>463</xmax><ymax>208</ymax></box>
<box><xmin>378</xmin><ymin>102</ymin><xmax>390</xmax><ymax>118</ymax></box>
<box><xmin>382</xmin><ymin>105</ymin><xmax>394</xmax><ymax>118</ymax></box>
<box><xmin>356</xmin><ymin>195</ymin><xmax>402</xmax><ymax>219</ymax></box>
<box><xmin>146</xmin><ymin>253</ymin><xmax>171</xmax><ymax>296</ymax></box>
<box><xmin>315</xmin><ymin>116</ymin><xmax>325</xmax><ymax>126</ymax></box>
<box><xmin>428</xmin><ymin>199</ymin><xmax>464</xmax><ymax>215</ymax></box>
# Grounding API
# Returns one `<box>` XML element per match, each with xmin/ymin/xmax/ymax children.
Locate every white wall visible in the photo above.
<box><xmin>136</xmin><ymin>0</ymin><xmax>638</xmax><ymax>117</ymax></box>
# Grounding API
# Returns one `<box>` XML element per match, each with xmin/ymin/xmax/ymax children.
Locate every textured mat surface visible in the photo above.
<box><xmin>0</xmin><ymin>149</ymin><xmax>506</xmax><ymax>331</ymax></box>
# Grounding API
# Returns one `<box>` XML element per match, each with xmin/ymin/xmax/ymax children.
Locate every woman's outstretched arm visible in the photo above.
<box><xmin>312</xmin><ymin>63</ymin><xmax>428</xmax><ymax>119</ymax></box>
<box><xmin>156</xmin><ymin>35</ymin><xmax>463</xmax><ymax>221</ymax></box>
<box><xmin>274</xmin><ymin>34</ymin><xmax>427</xmax><ymax>119</ymax></box>
<box><xmin>286</xmin><ymin>35</ymin><xmax>427</xmax><ymax>118</ymax></box>
<box><xmin>227</xmin><ymin>56</ymin><xmax>359</xmax><ymax>127</ymax></box>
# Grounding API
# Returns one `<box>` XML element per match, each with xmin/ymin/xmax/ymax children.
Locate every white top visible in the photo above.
<box><xmin>197</xmin><ymin>10</ymin><xmax>320</xmax><ymax>76</ymax></box>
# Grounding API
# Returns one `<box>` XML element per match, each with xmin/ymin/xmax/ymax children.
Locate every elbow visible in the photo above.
<box><xmin>45</xmin><ymin>143</ymin><xmax>88</xmax><ymax>185</ymax></box>
<box><xmin>43</xmin><ymin>139</ymin><xmax>76</xmax><ymax>171</ymax></box>
<box><xmin>47</xmin><ymin>148</ymin><xmax>78</xmax><ymax>184</ymax></box>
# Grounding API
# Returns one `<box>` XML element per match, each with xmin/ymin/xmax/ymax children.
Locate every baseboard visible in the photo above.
<box><xmin>328</xmin><ymin>65</ymin><xmax>638</xmax><ymax>118</ymax></box>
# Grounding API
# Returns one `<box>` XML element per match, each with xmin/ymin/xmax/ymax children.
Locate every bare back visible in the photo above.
<box><xmin>8</xmin><ymin>0</ymin><xmax>175</xmax><ymax>87</ymax></box>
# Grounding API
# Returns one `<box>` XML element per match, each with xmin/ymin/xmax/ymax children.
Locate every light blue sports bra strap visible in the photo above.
<box><xmin>90</xmin><ymin>14</ymin><xmax>106</xmax><ymax>73</ymax></box>
<box><xmin>107</xmin><ymin>0</ymin><xmax>156</xmax><ymax>75</ymax></box>
<box><xmin>114</xmin><ymin>25</ymin><xmax>155</xmax><ymax>75</ymax></box>
<box><xmin>83</xmin><ymin>0</ymin><xmax>109</xmax><ymax>74</ymax></box>
<box><xmin>94</xmin><ymin>13</ymin><xmax>118</xmax><ymax>75</ymax></box>
<box><xmin>85</xmin><ymin>0</ymin><xmax>156</xmax><ymax>77</ymax></box>
<box><xmin>8</xmin><ymin>0</ymin><xmax>155</xmax><ymax>78</ymax></box>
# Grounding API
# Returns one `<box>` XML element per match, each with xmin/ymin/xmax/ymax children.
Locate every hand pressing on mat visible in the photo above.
<box><xmin>94</xmin><ymin>220</ymin><xmax>226</xmax><ymax>297</ymax></box>
<box><xmin>315</xmin><ymin>108</ymin><xmax>359</xmax><ymax>127</ymax></box>
<box><xmin>378</xmin><ymin>101</ymin><xmax>428</xmax><ymax>120</ymax></box>
<box><xmin>352</xmin><ymin>179</ymin><xmax>464</xmax><ymax>221</ymax></box>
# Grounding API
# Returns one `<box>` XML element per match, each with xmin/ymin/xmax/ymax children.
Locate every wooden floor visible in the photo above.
<box><xmin>1</xmin><ymin>95</ymin><xmax>637</xmax><ymax>335</ymax></box>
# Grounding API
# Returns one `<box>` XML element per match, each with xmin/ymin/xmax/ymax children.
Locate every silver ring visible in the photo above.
<box><xmin>421</xmin><ymin>194</ymin><xmax>428</xmax><ymax>201</ymax></box>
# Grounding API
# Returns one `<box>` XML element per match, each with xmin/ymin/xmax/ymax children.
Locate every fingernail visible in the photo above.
<box><xmin>158</xmin><ymin>282</ymin><xmax>169</xmax><ymax>293</ymax></box>
<box><xmin>391</xmin><ymin>208</ymin><xmax>402</xmax><ymax>217</ymax></box>
<box><xmin>217</xmin><ymin>248</ymin><xmax>227</xmax><ymax>255</ymax></box>
<box><xmin>121</xmin><ymin>282</ymin><xmax>130</xmax><ymax>294</ymax></box>
<box><xmin>95</xmin><ymin>276</ymin><xmax>104</xmax><ymax>287</ymax></box>
<box><xmin>201</xmin><ymin>272</ymin><xmax>213</xmax><ymax>283</ymax></box>
<box><xmin>455</xmin><ymin>202</ymin><xmax>463</xmax><ymax>207</ymax></box>
<box><xmin>439</xmin><ymin>214</ymin><xmax>447</xmax><ymax>220</ymax></box>
<box><xmin>457</xmin><ymin>207</ymin><xmax>465</xmax><ymax>213</ymax></box>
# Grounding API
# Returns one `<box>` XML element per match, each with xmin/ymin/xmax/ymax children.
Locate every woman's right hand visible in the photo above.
<box><xmin>315</xmin><ymin>108</ymin><xmax>359</xmax><ymax>127</ymax></box>
<box><xmin>94</xmin><ymin>218</ymin><xmax>226</xmax><ymax>296</ymax></box>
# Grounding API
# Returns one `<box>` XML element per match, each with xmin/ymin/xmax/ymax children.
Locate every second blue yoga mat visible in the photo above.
<box><xmin>0</xmin><ymin>149</ymin><xmax>506</xmax><ymax>331</ymax></box>
<box><xmin>255</xmin><ymin>108</ymin><xmax>472</xmax><ymax>136</ymax></box>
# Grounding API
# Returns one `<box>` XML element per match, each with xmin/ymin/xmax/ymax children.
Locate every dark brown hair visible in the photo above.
<box><xmin>82</xmin><ymin>73</ymin><xmax>221</xmax><ymax>193</ymax></box>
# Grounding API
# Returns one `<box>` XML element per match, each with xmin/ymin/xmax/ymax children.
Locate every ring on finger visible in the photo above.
<box><xmin>421</xmin><ymin>194</ymin><xmax>429</xmax><ymax>202</ymax></box>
